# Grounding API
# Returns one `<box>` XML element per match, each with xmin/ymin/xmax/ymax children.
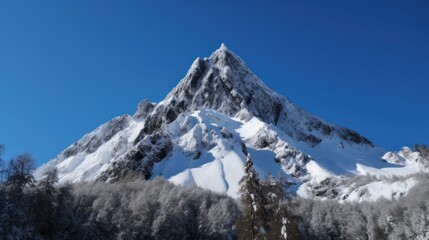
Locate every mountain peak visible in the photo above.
<box><xmin>35</xmin><ymin>45</ymin><xmax>389</xmax><ymax>201</ymax></box>
<box><xmin>211</xmin><ymin>43</ymin><xmax>230</xmax><ymax>55</ymax></box>
<box><xmin>141</xmin><ymin>45</ymin><xmax>283</xmax><ymax>135</ymax></box>
<box><xmin>209</xmin><ymin>43</ymin><xmax>246</xmax><ymax>70</ymax></box>
<box><xmin>139</xmin><ymin>45</ymin><xmax>374</xmax><ymax>149</ymax></box>
<box><xmin>219</xmin><ymin>42</ymin><xmax>228</xmax><ymax>51</ymax></box>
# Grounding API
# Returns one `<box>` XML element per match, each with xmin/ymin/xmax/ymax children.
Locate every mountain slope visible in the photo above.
<box><xmin>34</xmin><ymin>44</ymin><xmax>425</xmax><ymax>201</ymax></box>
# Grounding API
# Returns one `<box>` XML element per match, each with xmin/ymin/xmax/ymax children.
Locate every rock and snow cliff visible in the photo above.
<box><xmin>34</xmin><ymin>44</ymin><xmax>427</xmax><ymax>201</ymax></box>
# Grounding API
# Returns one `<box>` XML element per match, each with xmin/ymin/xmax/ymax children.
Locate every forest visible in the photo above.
<box><xmin>1</xmin><ymin>144</ymin><xmax>429</xmax><ymax>240</ymax></box>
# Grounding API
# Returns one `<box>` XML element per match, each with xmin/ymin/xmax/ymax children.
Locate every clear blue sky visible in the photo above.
<box><xmin>1</xmin><ymin>1</ymin><xmax>428</xmax><ymax>167</ymax></box>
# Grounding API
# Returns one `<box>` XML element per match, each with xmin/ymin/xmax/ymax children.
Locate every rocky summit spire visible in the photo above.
<box><xmin>209</xmin><ymin>43</ymin><xmax>249</xmax><ymax>72</ymax></box>
<box><xmin>140</xmin><ymin>44</ymin><xmax>373</xmax><ymax>147</ymax></box>
<box><xmin>141</xmin><ymin>44</ymin><xmax>286</xmax><ymax>135</ymax></box>
<box><xmin>211</xmin><ymin>43</ymin><xmax>231</xmax><ymax>57</ymax></box>
<box><xmin>220</xmin><ymin>42</ymin><xmax>228</xmax><ymax>50</ymax></box>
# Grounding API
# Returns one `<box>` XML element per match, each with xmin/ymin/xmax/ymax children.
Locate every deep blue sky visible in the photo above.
<box><xmin>1</xmin><ymin>1</ymin><xmax>428</xmax><ymax>167</ymax></box>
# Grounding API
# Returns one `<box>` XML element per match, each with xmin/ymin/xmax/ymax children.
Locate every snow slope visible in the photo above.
<box><xmin>34</xmin><ymin>44</ymin><xmax>427</xmax><ymax>202</ymax></box>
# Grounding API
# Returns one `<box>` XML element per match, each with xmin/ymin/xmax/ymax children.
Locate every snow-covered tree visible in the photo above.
<box><xmin>70</xmin><ymin>177</ymin><xmax>239</xmax><ymax>239</ymax></box>
<box><xmin>262</xmin><ymin>173</ymin><xmax>302</xmax><ymax>240</ymax></box>
<box><xmin>6</xmin><ymin>153</ymin><xmax>34</xmax><ymax>191</ymax></box>
<box><xmin>53</xmin><ymin>183</ymin><xmax>74</xmax><ymax>238</ymax></box>
<box><xmin>30</xmin><ymin>168</ymin><xmax>60</xmax><ymax>238</ymax></box>
<box><xmin>1</xmin><ymin>153</ymin><xmax>35</xmax><ymax>239</ymax></box>
<box><xmin>0</xmin><ymin>144</ymin><xmax>5</xmax><ymax>184</ymax></box>
<box><xmin>237</xmin><ymin>153</ymin><xmax>268</xmax><ymax>240</ymax></box>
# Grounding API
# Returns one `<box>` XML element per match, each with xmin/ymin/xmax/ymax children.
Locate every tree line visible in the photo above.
<box><xmin>1</xmin><ymin>143</ymin><xmax>429</xmax><ymax>239</ymax></box>
<box><xmin>0</xmin><ymin>145</ymin><xmax>240</xmax><ymax>239</ymax></box>
<box><xmin>237</xmin><ymin>144</ymin><xmax>429</xmax><ymax>240</ymax></box>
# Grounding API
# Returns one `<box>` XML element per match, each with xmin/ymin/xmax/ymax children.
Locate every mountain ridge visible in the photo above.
<box><xmin>34</xmin><ymin>44</ymin><xmax>424</xmax><ymax>201</ymax></box>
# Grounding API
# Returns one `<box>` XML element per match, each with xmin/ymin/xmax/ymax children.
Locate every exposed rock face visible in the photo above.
<box><xmin>99</xmin><ymin>132</ymin><xmax>172</xmax><ymax>182</ymax></box>
<box><xmin>383</xmin><ymin>146</ymin><xmax>429</xmax><ymax>168</ymax></box>
<box><xmin>35</xmin><ymin>44</ymin><xmax>394</xmax><ymax>200</ymax></box>
<box><xmin>140</xmin><ymin>44</ymin><xmax>372</xmax><ymax>147</ymax></box>
<box><xmin>61</xmin><ymin>115</ymin><xmax>131</xmax><ymax>158</ymax></box>
<box><xmin>134</xmin><ymin>99</ymin><xmax>156</xmax><ymax>120</ymax></box>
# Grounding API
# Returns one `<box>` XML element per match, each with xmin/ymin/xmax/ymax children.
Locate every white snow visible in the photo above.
<box><xmin>34</xmin><ymin>116</ymin><xmax>145</xmax><ymax>183</ymax></box>
<box><xmin>345</xmin><ymin>177</ymin><xmax>417</xmax><ymax>202</ymax></box>
<box><xmin>356</xmin><ymin>163</ymin><xmax>421</xmax><ymax>178</ymax></box>
<box><xmin>281</xmin><ymin>217</ymin><xmax>288</xmax><ymax>239</ymax></box>
<box><xmin>34</xmin><ymin>44</ymin><xmax>428</xmax><ymax>203</ymax></box>
<box><xmin>153</xmin><ymin>110</ymin><xmax>281</xmax><ymax>198</ymax></box>
<box><xmin>305</xmin><ymin>160</ymin><xmax>335</xmax><ymax>183</ymax></box>
<box><xmin>36</xmin><ymin>107</ymin><xmax>427</xmax><ymax>202</ymax></box>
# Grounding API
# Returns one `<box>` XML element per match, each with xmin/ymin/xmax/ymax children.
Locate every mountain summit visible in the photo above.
<box><xmin>143</xmin><ymin>44</ymin><xmax>372</xmax><ymax>146</ymax></box>
<box><xmin>35</xmin><ymin>45</ymin><xmax>423</xmax><ymax>200</ymax></box>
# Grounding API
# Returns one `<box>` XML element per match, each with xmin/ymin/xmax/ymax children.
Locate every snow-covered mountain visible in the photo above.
<box><xmin>34</xmin><ymin>44</ymin><xmax>427</xmax><ymax>201</ymax></box>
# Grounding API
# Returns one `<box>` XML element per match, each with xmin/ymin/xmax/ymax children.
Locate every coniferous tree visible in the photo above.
<box><xmin>0</xmin><ymin>145</ymin><xmax>6</xmax><ymax>238</ymax></box>
<box><xmin>262</xmin><ymin>174</ymin><xmax>301</xmax><ymax>240</ymax></box>
<box><xmin>30</xmin><ymin>168</ymin><xmax>59</xmax><ymax>238</ymax></box>
<box><xmin>6</xmin><ymin>153</ymin><xmax>34</xmax><ymax>192</ymax></box>
<box><xmin>53</xmin><ymin>183</ymin><xmax>74</xmax><ymax>239</ymax></box>
<box><xmin>0</xmin><ymin>144</ymin><xmax>5</xmax><ymax>184</ymax></box>
<box><xmin>2</xmin><ymin>153</ymin><xmax>35</xmax><ymax>239</ymax></box>
<box><xmin>237</xmin><ymin>153</ymin><xmax>268</xmax><ymax>240</ymax></box>
<box><xmin>263</xmin><ymin>175</ymin><xmax>287</xmax><ymax>240</ymax></box>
